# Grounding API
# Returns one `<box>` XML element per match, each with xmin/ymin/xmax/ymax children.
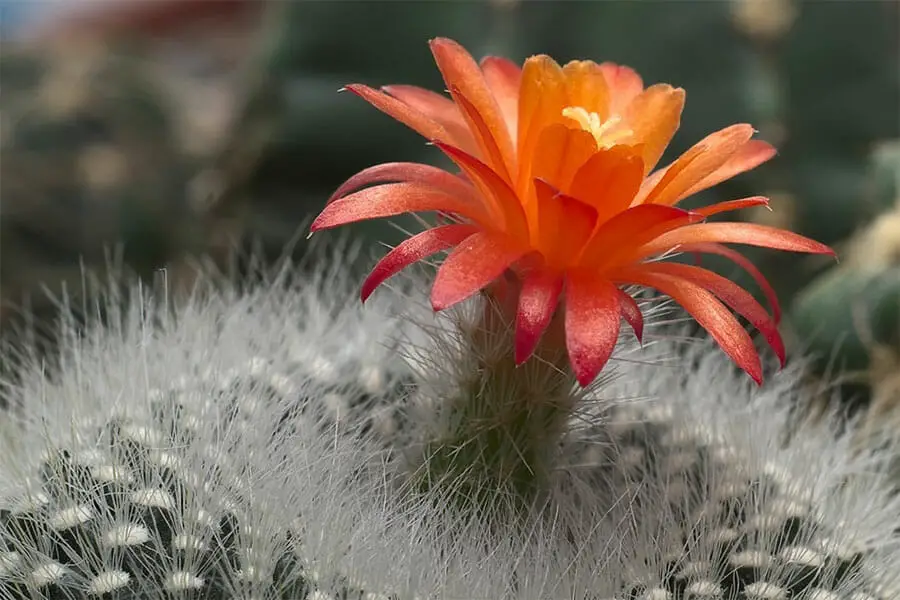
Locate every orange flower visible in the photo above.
<box><xmin>310</xmin><ymin>38</ymin><xmax>834</xmax><ymax>386</ymax></box>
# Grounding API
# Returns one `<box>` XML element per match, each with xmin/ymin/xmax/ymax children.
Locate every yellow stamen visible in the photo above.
<box><xmin>562</xmin><ymin>106</ymin><xmax>633</xmax><ymax>149</ymax></box>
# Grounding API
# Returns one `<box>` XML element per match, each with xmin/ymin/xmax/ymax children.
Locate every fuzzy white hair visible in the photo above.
<box><xmin>1</xmin><ymin>254</ymin><xmax>898</xmax><ymax>600</ymax></box>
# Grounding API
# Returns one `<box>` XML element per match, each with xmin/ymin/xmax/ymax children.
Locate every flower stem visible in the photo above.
<box><xmin>416</xmin><ymin>278</ymin><xmax>580</xmax><ymax>520</ymax></box>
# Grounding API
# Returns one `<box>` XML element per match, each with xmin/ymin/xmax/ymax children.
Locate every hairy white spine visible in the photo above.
<box><xmin>0</xmin><ymin>260</ymin><xmax>896</xmax><ymax>600</ymax></box>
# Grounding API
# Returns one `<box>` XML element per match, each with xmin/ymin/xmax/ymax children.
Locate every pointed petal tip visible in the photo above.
<box><xmin>429</xmin><ymin>37</ymin><xmax>467</xmax><ymax>57</ymax></box>
<box><xmin>308</xmin><ymin>217</ymin><xmax>326</xmax><ymax>233</ymax></box>
<box><xmin>360</xmin><ymin>276</ymin><xmax>379</xmax><ymax>303</ymax></box>
<box><xmin>514</xmin><ymin>341</ymin><xmax>535</xmax><ymax>366</ymax></box>
<box><xmin>573</xmin><ymin>359</ymin><xmax>611</xmax><ymax>387</ymax></box>
<box><xmin>342</xmin><ymin>83</ymin><xmax>365</xmax><ymax>96</ymax></box>
<box><xmin>816</xmin><ymin>244</ymin><xmax>838</xmax><ymax>258</ymax></box>
<box><xmin>740</xmin><ymin>350</ymin><xmax>765</xmax><ymax>386</ymax></box>
<box><xmin>736</xmin><ymin>352</ymin><xmax>764</xmax><ymax>386</ymax></box>
<box><xmin>430</xmin><ymin>290</ymin><xmax>465</xmax><ymax>313</ymax></box>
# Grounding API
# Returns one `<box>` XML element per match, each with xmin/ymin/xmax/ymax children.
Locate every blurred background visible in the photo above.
<box><xmin>1</xmin><ymin>0</ymin><xmax>898</xmax><ymax>416</ymax></box>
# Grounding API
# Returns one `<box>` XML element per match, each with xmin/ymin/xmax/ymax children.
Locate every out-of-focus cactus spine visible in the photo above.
<box><xmin>0</xmin><ymin>36</ymin><xmax>213</xmax><ymax>392</ymax></box>
<box><xmin>791</xmin><ymin>140</ymin><xmax>900</xmax><ymax>416</ymax></box>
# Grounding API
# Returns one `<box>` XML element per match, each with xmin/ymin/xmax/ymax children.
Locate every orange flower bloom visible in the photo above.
<box><xmin>310</xmin><ymin>38</ymin><xmax>834</xmax><ymax>386</ymax></box>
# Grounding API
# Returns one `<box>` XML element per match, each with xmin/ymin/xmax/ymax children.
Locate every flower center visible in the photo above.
<box><xmin>561</xmin><ymin>106</ymin><xmax>633</xmax><ymax>149</ymax></box>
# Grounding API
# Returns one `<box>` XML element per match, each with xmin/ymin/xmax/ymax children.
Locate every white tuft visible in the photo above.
<box><xmin>165</xmin><ymin>571</ymin><xmax>205</xmax><ymax>591</ymax></box>
<box><xmin>103</xmin><ymin>523</ymin><xmax>152</xmax><ymax>547</ymax></box>
<box><xmin>48</xmin><ymin>503</ymin><xmax>93</xmax><ymax>530</ymax></box>
<box><xmin>28</xmin><ymin>561</ymin><xmax>68</xmax><ymax>586</ymax></box>
<box><xmin>87</xmin><ymin>570</ymin><xmax>131</xmax><ymax>594</ymax></box>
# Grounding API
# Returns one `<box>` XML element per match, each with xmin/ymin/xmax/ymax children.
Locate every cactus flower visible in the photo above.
<box><xmin>310</xmin><ymin>38</ymin><xmax>834</xmax><ymax>386</ymax></box>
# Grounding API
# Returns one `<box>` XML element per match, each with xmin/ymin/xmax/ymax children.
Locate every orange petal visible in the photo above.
<box><xmin>381</xmin><ymin>85</ymin><xmax>477</xmax><ymax>154</ymax></box>
<box><xmin>623</xmin><ymin>84</ymin><xmax>686</xmax><ymax>174</ymax></box>
<box><xmin>431</xmin><ymin>231</ymin><xmax>527</xmax><ymax>311</ymax></box>
<box><xmin>328</xmin><ymin>162</ymin><xmax>478</xmax><ymax>205</ymax></box>
<box><xmin>361</xmin><ymin>224</ymin><xmax>478</xmax><ymax>301</ymax></box>
<box><xmin>530</xmin><ymin>123</ymin><xmax>598</xmax><ymax>194</ymax></box>
<box><xmin>451</xmin><ymin>86</ymin><xmax>515</xmax><ymax>183</ymax></box>
<box><xmin>636</xmin><ymin>140</ymin><xmax>776</xmax><ymax>206</ymax></box>
<box><xmin>631</xmin><ymin>166</ymin><xmax>668</xmax><ymax>206</ymax></box>
<box><xmin>680</xmin><ymin>139</ymin><xmax>777</xmax><ymax>199</ymax></box>
<box><xmin>568</xmin><ymin>145</ymin><xmax>645</xmax><ymax>224</ymax></box>
<box><xmin>532</xmin><ymin>179</ymin><xmax>598</xmax><ymax>266</ymax></box>
<box><xmin>695</xmin><ymin>196</ymin><xmax>770</xmax><ymax>218</ymax></box>
<box><xmin>678</xmin><ymin>242</ymin><xmax>782</xmax><ymax>324</ymax></box>
<box><xmin>636</xmin><ymin>222</ymin><xmax>837</xmax><ymax>259</ymax></box>
<box><xmin>430</xmin><ymin>38</ymin><xmax>516</xmax><ymax>178</ymax></box>
<box><xmin>636</xmin><ymin>262</ymin><xmax>785</xmax><ymax>367</ymax></box>
<box><xmin>641</xmin><ymin>124</ymin><xmax>756</xmax><ymax>206</ymax></box>
<box><xmin>515</xmin><ymin>268</ymin><xmax>564</xmax><ymax>364</ymax></box>
<box><xmin>599</xmin><ymin>62</ymin><xmax>643</xmax><ymax>113</ymax></box>
<box><xmin>433</xmin><ymin>141</ymin><xmax>528</xmax><ymax>239</ymax></box>
<box><xmin>344</xmin><ymin>84</ymin><xmax>452</xmax><ymax>144</ymax></box>
<box><xmin>564</xmin><ymin>272</ymin><xmax>622</xmax><ymax>387</ymax></box>
<box><xmin>579</xmin><ymin>205</ymin><xmax>705</xmax><ymax>269</ymax></box>
<box><xmin>614</xmin><ymin>266</ymin><xmax>763</xmax><ymax>384</ymax></box>
<box><xmin>562</xmin><ymin>60</ymin><xmax>611</xmax><ymax>121</ymax></box>
<box><xmin>481</xmin><ymin>56</ymin><xmax>521</xmax><ymax>143</ymax></box>
<box><xmin>517</xmin><ymin>55</ymin><xmax>567</xmax><ymax>193</ymax></box>
<box><xmin>616</xmin><ymin>288</ymin><xmax>644</xmax><ymax>343</ymax></box>
<box><xmin>310</xmin><ymin>182</ymin><xmax>488</xmax><ymax>232</ymax></box>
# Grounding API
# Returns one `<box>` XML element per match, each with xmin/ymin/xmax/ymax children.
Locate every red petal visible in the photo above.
<box><xmin>678</xmin><ymin>242</ymin><xmax>782</xmax><ymax>324</ymax></box>
<box><xmin>579</xmin><ymin>205</ymin><xmax>705</xmax><ymax>269</ymax></box>
<box><xmin>614</xmin><ymin>267</ymin><xmax>763</xmax><ymax>384</ymax></box>
<box><xmin>450</xmin><ymin>86</ymin><xmax>515</xmax><ymax>183</ymax></box>
<box><xmin>634</xmin><ymin>262</ymin><xmax>785</xmax><ymax>367</ymax></box>
<box><xmin>344</xmin><ymin>84</ymin><xmax>452</xmax><ymax>144</ymax></box>
<box><xmin>431</xmin><ymin>232</ymin><xmax>527</xmax><ymax>311</ymax></box>
<box><xmin>480</xmin><ymin>56</ymin><xmax>521</xmax><ymax>142</ymax></box>
<box><xmin>515</xmin><ymin>269</ymin><xmax>564</xmax><ymax>364</ymax></box>
<box><xmin>328</xmin><ymin>162</ymin><xmax>478</xmax><ymax>205</ymax></box>
<box><xmin>695</xmin><ymin>196</ymin><xmax>770</xmax><ymax>218</ymax></box>
<box><xmin>381</xmin><ymin>85</ymin><xmax>473</xmax><ymax>144</ymax></box>
<box><xmin>360</xmin><ymin>224</ymin><xmax>478</xmax><ymax>302</ymax></box>
<box><xmin>310</xmin><ymin>182</ymin><xmax>488</xmax><ymax>232</ymax></box>
<box><xmin>564</xmin><ymin>272</ymin><xmax>622</xmax><ymax>387</ymax></box>
<box><xmin>433</xmin><ymin>141</ymin><xmax>528</xmax><ymax>238</ymax></box>
<box><xmin>430</xmin><ymin>38</ymin><xmax>516</xmax><ymax>178</ymax></box>
<box><xmin>616</xmin><ymin>288</ymin><xmax>644</xmax><ymax>343</ymax></box>
<box><xmin>637</xmin><ymin>222</ymin><xmax>837</xmax><ymax>259</ymax></box>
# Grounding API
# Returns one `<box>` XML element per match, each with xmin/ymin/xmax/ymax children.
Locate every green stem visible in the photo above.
<box><xmin>416</xmin><ymin>281</ymin><xmax>579</xmax><ymax>521</ymax></box>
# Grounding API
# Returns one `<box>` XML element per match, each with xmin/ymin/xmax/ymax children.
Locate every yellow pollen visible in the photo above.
<box><xmin>562</xmin><ymin>106</ymin><xmax>633</xmax><ymax>149</ymax></box>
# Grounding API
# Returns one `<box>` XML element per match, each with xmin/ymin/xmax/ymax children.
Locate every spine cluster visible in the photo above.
<box><xmin>0</xmin><ymin>265</ymin><xmax>897</xmax><ymax>600</ymax></box>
